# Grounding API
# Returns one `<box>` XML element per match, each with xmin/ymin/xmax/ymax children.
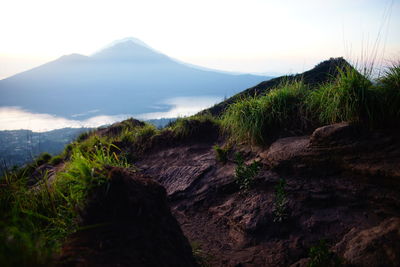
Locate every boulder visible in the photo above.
<box><xmin>58</xmin><ymin>167</ymin><xmax>198</xmax><ymax>267</ymax></box>
<box><xmin>335</xmin><ymin>217</ymin><xmax>400</xmax><ymax>267</ymax></box>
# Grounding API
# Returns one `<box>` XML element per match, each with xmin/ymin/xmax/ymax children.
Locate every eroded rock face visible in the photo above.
<box><xmin>58</xmin><ymin>167</ymin><xmax>198</xmax><ymax>267</ymax></box>
<box><xmin>309</xmin><ymin>122</ymin><xmax>359</xmax><ymax>146</ymax></box>
<box><xmin>136</xmin><ymin>123</ymin><xmax>400</xmax><ymax>266</ymax></box>
<box><xmin>335</xmin><ymin>217</ymin><xmax>400</xmax><ymax>267</ymax></box>
<box><xmin>264</xmin><ymin>123</ymin><xmax>400</xmax><ymax>179</ymax></box>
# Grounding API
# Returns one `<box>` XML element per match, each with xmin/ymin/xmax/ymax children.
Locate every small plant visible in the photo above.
<box><xmin>191</xmin><ymin>242</ymin><xmax>213</xmax><ymax>267</ymax></box>
<box><xmin>308</xmin><ymin>240</ymin><xmax>341</xmax><ymax>267</ymax></box>
<box><xmin>49</xmin><ymin>155</ymin><xmax>63</xmax><ymax>166</ymax></box>
<box><xmin>168</xmin><ymin>113</ymin><xmax>218</xmax><ymax>138</ymax></box>
<box><xmin>273</xmin><ymin>179</ymin><xmax>288</xmax><ymax>222</ymax></box>
<box><xmin>234</xmin><ymin>152</ymin><xmax>262</xmax><ymax>191</ymax></box>
<box><xmin>35</xmin><ymin>152</ymin><xmax>52</xmax><ymax>166</ymax></box>
<box><xmin>213</xmin><ymin>145</ymin><xmax>229</xmax><ymax>164</ymax></box>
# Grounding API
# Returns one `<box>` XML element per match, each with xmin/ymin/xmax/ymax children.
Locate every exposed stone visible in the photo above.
<box><xmin>58</xmin><ymin>167</ymin><xmax>198</xmax><ymax>267</ymax></box>
<box><xmin>334</xmin><ymin>217</ymin><xmax>400</xmax><ymax>267</ymax></box>
<box><xmin>310</xmin><ymin>122</ymin><xmax>358</xmax><ymax>146</ymax></box>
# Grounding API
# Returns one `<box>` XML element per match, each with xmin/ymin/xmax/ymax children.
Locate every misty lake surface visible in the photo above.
<box><xmin>0</xmin><ymin>96</ymin><xmax>222</xmax><ymax>132</ymax></box>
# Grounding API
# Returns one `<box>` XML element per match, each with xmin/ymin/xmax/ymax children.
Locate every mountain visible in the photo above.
<box><xmin>0</xmin><ymin>38</ymin><xmax>270</xmax><ymax>119</ymax></box>
<box><xmin>0</xmin><ymin>127</ymin><xmax>91</xmax><ymax>171</ymax></box>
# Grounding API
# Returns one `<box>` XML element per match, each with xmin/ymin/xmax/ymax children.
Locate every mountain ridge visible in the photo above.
<box><xmin>0</xmin><ymin>38</ymin><xmax>271</xmax><ymax>119</ymax></box>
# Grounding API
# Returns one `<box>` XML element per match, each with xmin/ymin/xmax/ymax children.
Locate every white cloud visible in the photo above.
<box><xmin>0</xmin><ymin>97</ymin><xmax>220</xmax><ymax>131</ymax></box>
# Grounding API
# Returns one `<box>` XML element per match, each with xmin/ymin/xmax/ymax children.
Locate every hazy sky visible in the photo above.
<box><xmin>1</xmin><ymin>0</ymin><xmax>399</xmax><ymax>79</ymax></box>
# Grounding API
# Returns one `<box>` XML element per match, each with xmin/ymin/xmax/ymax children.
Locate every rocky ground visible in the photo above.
<box><xmin>136</xmin><ymin>122</ymin><xmax>400</xmax><ymax>266</ymax></box>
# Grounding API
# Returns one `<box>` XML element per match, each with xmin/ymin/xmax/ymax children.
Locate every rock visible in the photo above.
<box><xmin>264</xmin><ymin>136</ymin><xmax>309</xmax><ymax>166</ymax></box>
<box><xmin>310</xmin><ymin>122</ymin><xmax>358</xmax><ymax>146</ymax></box>
<box><xmin>58</xmin><ymin>167</ymin><xmax>198</xmax><ymax>267</ymax></box>
<box><xmin>136</xmin><ymin>122</ymin><xmax>400</xmax><ymax>266</ymax></box>
<box><xmin>334</xmin><ymin>217</ymin><xmax>400</xmax><ymax>267</ymax></box>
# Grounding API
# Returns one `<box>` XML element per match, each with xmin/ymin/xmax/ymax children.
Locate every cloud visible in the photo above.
<box><xmin>0</xmin><ymin>97</ymin><xmax>221</xmax><ymax>132</ymax></box>
<box><xmin>0</xmin><ymin>106</ymin><xmax>131</xmax><ymax>132</ymax></box>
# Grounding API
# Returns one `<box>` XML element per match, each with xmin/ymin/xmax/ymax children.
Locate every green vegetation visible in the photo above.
<box><xmin>221</xmin><ymin>63</ymin><xmax>400</xmax><ymax>146</ymax></box>
<box><xmin>168</xmin><ymin>113</ymin><xmax>218</xmax><ymax>138</ymax></box>
<box><xmin>49</xmin><ymin>155</ymin><xmax>63</xmax><ymax>166</ymax></box>
<box><xmin>35</xmin><ymin>152</ymin><xmax>52</xmax><ymax>166</ymax></box>
<box><xmin>308</xmin><ymin>240</ymin><xmax>341</xmax><ymax>267</ymax></box>
<box><xmin>375</xmin><ymin>63</ymin><xmax>400</xmax><ymax>124</ymax></box>
<box><xmin>305</xmin><ymin>66</ymin><xmax>374</xmax><ymax>125</ymax></box>
<box><xmin>273</xmin><ymin>179</ymin><xmax>288</xmax><ymax>223</ymax></box>
<box><xmin>222</xmin><ymin>80</ymin><xmax>308</xmax><ymax>145</ymax></box>
<box><xmin>234</xmin><ymin>152</ymin><xmax>262</xmax><ymax>191</ymax></box>
<box><xmin>120</xmin><ymin>123</ymin><xmax>157</xmax><ymax>145</ymax></box>
<box><xmin>0</xmin><ymin>135</ymin><xmax>129</xmax><ymax>266</ymax></box>
<box><xmin>213</xmin><ymin>145</ymin><xmax>229</xmax><ymax>164</ymax></box>
<box><xmin>191</xmin><ymin>241</ymin><xmax>213</xmax><ymax>267</ymax></box>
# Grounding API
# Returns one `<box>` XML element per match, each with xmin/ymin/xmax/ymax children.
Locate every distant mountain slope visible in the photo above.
<box><xmin>0</xmin><ymin>128</ymin><xmax>91</xmax><ymax>170</ymax></box>
<box><xmin>0</xmin><ymin>38</ymin><xmax>270</xmax><ymax>119</ymax></box>
<box><xmin>202</xmin><ymin>57</ymin><xmax>350</xmax><ymax>116</ymax></box>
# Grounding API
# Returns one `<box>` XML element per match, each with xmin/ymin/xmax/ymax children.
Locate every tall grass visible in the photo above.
<box><xmin>0</xmin><ymin>138</ymin><xmax>129</xmax><ymax>266</ymax></box>
<box><xmin>221</xmin><ymin>62</ymin><xmax>400</xmax><ymax>145</ymax></box>
<box><xmin>119</xmin><ymin>123</ymin><xmax>157</xmax><ymax>145</ymax></box>
<box><xmin>168</xmin><ymin>113</ymin><xmax>218</xmax><ymax>138</ymax></box>
<box><xmin>305</xmin><ymin>66</ymin><xmax>374</xmax><ymax>125</ymax></box>
<box><xmin>375</xmin><ymin>63</ymin><xmax>400</xmax><ymax>124</ymax></box>
<box><xmin>221</xmin><ymin>80</ymin><xmax>308</xmax><ymax>145</ymax></box>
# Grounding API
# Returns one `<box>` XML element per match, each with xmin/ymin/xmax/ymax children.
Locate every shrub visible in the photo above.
<box><xmin>234</xmin><ymin>152</ymin><xmax>262</xmax><ymax>191</ymax></box>
<box><xmin>305</xmin><ymin>66</ymin><xmax>374</xmax><ymax>125</ymax></box>
<box><xmin>273</xmin><ymin>179</ymin><xmax>288</xmax><ymax>222</ymax></box>
<box><xmin>213</xmin><ymin>145</ymin><xmax>229</xmax><ymax>164</ymax></box>
<box><xmin>35</xmin><ymin>152</ymin><xmax>52</xmax><ymax>166</ymax></box>
<box><xmin>169</xmin><ymin>113</ymin><xmax>218</xmax><ymax>138</ymax></box>
<box><xmin>76</xmin><ymin>131</ymin><xmax>91</xmax><ymax>142</ymax></box>
<box><xmin>120</xmin><ymin>123</ymin><xmax>157</xmax><ymax>145</ymax></box>
<box><xmin>49</xmin><ymin>155</ymin><xmax>63</xmax><ymax>166</ymax></box>
<box><xmin>191</xmin><ymin>241</ymin><xmax>213</xmax><ymax>267</ymax></box>
<box><xmin>222</xmin><ymin>80</ymin><xmax>308</xmax><ymax>145</ymax></box>
<box><xmin>308</xmin><ymin>240</ymin><xmax>341</xmax><ymax>267</ymax></box>
<box><xmin>375</xmin><ymin>63</ymin><xmax>400</xmax><ymax>125</ymax></box>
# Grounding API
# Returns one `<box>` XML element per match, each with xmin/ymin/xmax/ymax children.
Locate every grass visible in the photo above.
<box><xmin>305</xmin><ymin>66</ymin><xmax>374</xmax><ymax>125</ymax></box>
<box><xmin>167</xmin><ymin>113</ymin><xmax>218</xmax><ymax>138</ymax></box>
<box><xmin>308</xmin><ymin>240</ymin><xmax>341</xmax><ymax>267</ymax></box>
<box><xmin>221</xmin><ymin>62</ymin><xmax>400</xmax><ymax>146</ymax></box>
<box><xmin>49</xmin><ymin>155</ymin><xmax>63</xmax><ymax>166</ymax></box>
<box><xmin>273</xmin><ymin>179</ymin><xmax>288</xmax><ymax>223</ymax></box>
<box><xmin>374</xmin><ymin>63</ymin><xmax>400</xmax><ymax>125</ymax></box>
<box><xmin>234</xmin><ymin>152</ymin><xmax>262</xmax><ymax>191</ymax></box>
<box><xmin>0</xmin><ymin>137</ymin><xmax>130</xmax><ymax>266</ymax></box>
<box><xmin>213</xmin><ymin>145</ymin><xmax>229</xmax><ymax>164</ymax></box>
<box><xmin>191</xmin><ymin>241</ymin><xmax>213</xmax><ymax>267</ymax></box>
<box><xmin>35</xmin><ymin>152</ymin><xmax>52</xmax><ymax>166</ymax></box>
<box><xmin>119</xmin><ymin>123</ymin><xmax>157</xmax><ymax>145</ymax></box>
<box><xmin>221</xmin><ymin>80</ymin><xmax>308</xmax><ymax>145</ymax></box>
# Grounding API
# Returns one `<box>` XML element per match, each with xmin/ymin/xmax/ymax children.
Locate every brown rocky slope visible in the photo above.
<box><xmin>136</xmin><ymin>122</ymin><xmax>400</xmax><ymax>266</ymax></box>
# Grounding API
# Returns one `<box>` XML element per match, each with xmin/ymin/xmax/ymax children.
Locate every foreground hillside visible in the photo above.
<box><xmin>1</xmin><ymin>58</ymin><xmax>399</xmax><ymax>266</ymax></box>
